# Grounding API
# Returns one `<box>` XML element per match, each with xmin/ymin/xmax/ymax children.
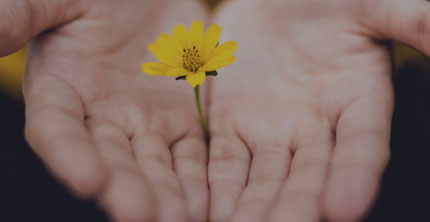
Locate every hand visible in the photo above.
<box><xmin>207</xmin><ymin>0</ymin><xmax>430</xmax><ymax>221</ymax></box>
<box><xmin>1</xmin><ymin>0</ymin><xmax>209</xmax><ymax>221</ymax></box>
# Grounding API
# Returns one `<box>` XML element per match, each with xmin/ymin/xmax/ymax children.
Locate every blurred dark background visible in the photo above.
<box><xmin>0</xmin><ymin>42</ymin><xmax>429</xmax><ymax>221</ymax></box>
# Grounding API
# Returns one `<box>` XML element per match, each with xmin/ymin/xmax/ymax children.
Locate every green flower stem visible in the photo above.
<box><xmin>194</xmin><ymin>85</ymin><xmax>209</xmax><ymax>141</ymax></box>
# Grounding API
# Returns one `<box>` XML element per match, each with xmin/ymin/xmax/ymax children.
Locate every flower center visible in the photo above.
<box><xmin>183</xmin><ymin>46</ymin><xmax>202</xmax><ymax>72</ymax></box>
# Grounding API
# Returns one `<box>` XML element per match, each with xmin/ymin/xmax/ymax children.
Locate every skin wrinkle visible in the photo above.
<box><xmin>86</xmin><ymin>95</ymin><xmax>138</xmax><ymax>139</ymax></box>
<box><xmin>356</xmin><ymin>1</ymin><xmax>388</xmax><ymax>40</ymax></box>
<box><xmin>24</xmin><ymin>75</ymin><xmax>85</xmax><ymax>121</ymax></box>
<box><xmin>83</xmin><ymin>2</ymin><xmax>163</xmax><ymax>58</ymax></box>
<box><xmin>88</xmin><ymin>90</ymin><xmax>194</xmax><ymax>143</ymax></box>
<box><xmin>247</xmin><ymin>151</ymin><xmax>290</xmax><ymax>184</ymax></box>
<box><xmin>28</xmin><ymin>36</ymin><xmax>101</xmax><ymax>110</ymax></box>
<box><xmin>85</xmin><ymin>116</ymin><xmax>130</xmax><ymax>148</ymax></box>
<box><xmin>293</xmin><ymin>123</ymin><xmax>333</xmax><ymax>150</ymax></box>
<box><xmin>209</xmin><ymin>150</ymin><xmax>250</xmax><ymax>167</ymax></box>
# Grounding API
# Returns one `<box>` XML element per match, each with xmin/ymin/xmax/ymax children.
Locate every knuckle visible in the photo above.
<box><xmin>209</xmin><ymin>136</ymin><xmax>250</xmax><ymax>162</ymax></box>
<box><xmin>173</xmin><ymin>137</ymin><xmax>207</xmax><ymax>164</ymax></box>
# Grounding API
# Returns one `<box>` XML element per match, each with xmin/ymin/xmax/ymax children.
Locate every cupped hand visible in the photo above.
<box><xmin>1</xmin><ymin>0</ymin><xmax>210</xmax><ymax>221</ymax></box>
<box><xmin>207</xmin><ymin>0</ymin><xmax>430</xmax><ymax>221</ymax></box>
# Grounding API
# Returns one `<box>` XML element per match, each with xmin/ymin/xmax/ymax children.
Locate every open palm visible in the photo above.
<box><xmin>2</xmin><ymin>0</ymin><xmax>429</xmax><ymax>221</ymax></box>
<box><xmin>18</xmin><ymin>0</ymin><xmax>209</xmax><ymax>221</ymax></box>
<box><xmin>207</xmin><ymin>0</ymin><xmax>429</xmax><ymax>221</ymax></box>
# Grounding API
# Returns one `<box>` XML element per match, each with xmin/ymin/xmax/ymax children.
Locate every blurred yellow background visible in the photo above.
<box><xmin>0</xmin><ymin>48</ymin><xmax>26</xmax><ymax>100</ymax></box>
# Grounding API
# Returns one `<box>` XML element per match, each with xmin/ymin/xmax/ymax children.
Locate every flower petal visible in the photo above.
<box><xmin>172</xmin><ymin>24</ymin><xmax>190</xmax><ymax>50</ymax></box>
<box><xmin>207</xmin><ymin>41</ymin><xmax>238</xmax><ymax>61</ymax></box>
<box><xmin>189</xmin><ymin>20</ymin><xmax>204</xmax><ymax>47</ymax></box>
<box><xmin>148</xmin><ymin>43</ymin><xmax>182</xmax><ymax>67</ymax></box>
<box><xmin>201</xmin><ymin>55</ymin><xmax>236</xmax><ymax>71</ymax></box>
<box><xmin>200</xmin><ymin>24</ymin><xmax>221</xmax><ymax>63</ymax></box>
<box><xmin>186</xmin><ymin>71</ymin><xmax>206</xmax><ymax>87</ymax></box>
<box><xmin>141</xmin><ymin>62</ymin><xmax>172</xmax><ymax>76</ymax></box>
<box><xmin>166</xmin><ymin>67</ymin><xmax>188</xmax><ymax>77</ymax></box>
<box><xmin>154</xmin><ymin>33</ymin><xmax>181</xmax><ymax>55</ymax></box>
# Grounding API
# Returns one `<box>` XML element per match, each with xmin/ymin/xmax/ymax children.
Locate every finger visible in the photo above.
<box><xmin>132</xmin><ymin>133</ymin><xmax>188</xmax><ymax>222</ymax></box>
<box><xmin>323</xmin><ymin>96</ymin><xmax>394</xmax><ymax>221</ymax></box>
<box><xmin>24</xmin><ymin>75</ymin><xmax>106</xmax><ymax>197</ymax></box>
<box><xmin>232</xmin><ymin>145</ymin><xmax>292</xmax><ymax>222</ymax></box>
<box><xmin>86</xmin><ymin>118</ymin><xmax>154</xmax><ymax>221</ymax></box>
<box><xmin>361</xmin><ymin>0</ymin><xmax>430</xmax><ymax>56</ymax></box>
<box><xmin>171</xmin><ymin>135</ymin><xmax>209</xmax><ymax>221</ymax></box>
<box><xmin>208</xmin><ymin>136</ymin><xmax>251</xmax><ymax>221</ymax></box>
<box><xmin>269</xmin><ymin>125</ymin><xmax>333</xmax><ymax>222</ymax></box>
<box><xmin>0</xmin><ymin>0</ymin><xmax>84</xmax><ymax>56</ymax></box>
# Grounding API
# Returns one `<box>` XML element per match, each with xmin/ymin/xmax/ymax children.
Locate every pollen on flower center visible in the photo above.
<box><xmin>182</xmin><ymin>46</ymin><xmax>202</xmax><ymax>72</ymax></box>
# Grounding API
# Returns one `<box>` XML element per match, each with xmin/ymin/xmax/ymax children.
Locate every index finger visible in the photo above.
<box><xmin>24</xmin><ymin>74</ymin><xmax>106</xmax><ymax>197</ymax></box>
<box><xmin>323</xmin><ymin>93</ymin><xmax>394</xmax><ymax>221</ymax></box>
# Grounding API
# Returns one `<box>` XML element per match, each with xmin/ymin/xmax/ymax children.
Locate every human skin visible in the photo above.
<box><xmin>1</xmin><ymin>0</ymin><xmax>429</xmax><ymax>221</ymax></box>
<box><xmin>1</xmin><ymin>0</ymin><xmax>210</xmax><ymax>221</ymax></box>
<box><xmin>207</xmin><ymin>0</ymin><xmax>430</xmax><ymax>221</ymax></box>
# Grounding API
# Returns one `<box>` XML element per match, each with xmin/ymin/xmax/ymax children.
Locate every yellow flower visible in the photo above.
<box><xmin>141</xmin><ymin>20</ymin><xmax>238</xmax><ymax>87</ymax></box>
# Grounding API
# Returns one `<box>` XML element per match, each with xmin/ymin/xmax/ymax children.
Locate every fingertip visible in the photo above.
<box><xmin>65</xmin><ymin>155</ymin><xmax>108</xmax><ymax>198</ymax></box>
<box><xmin>323</xmin><ymin>167</ymin><xmax>380</xmax><ymax>222</ymax></box>
<box><xmin>99</xmin><ymin>167</ymin><xmax>154</xmax><ymax>222</ymax></box>
<box><xmin>209</xmin><ymin>183</ymin><xmax>241</xmax><ymax>221</ymax></box>
<box><xmin>183</xmin><ymin>179</ymin><xmax>209</xmax><ymax>222</ymax></box>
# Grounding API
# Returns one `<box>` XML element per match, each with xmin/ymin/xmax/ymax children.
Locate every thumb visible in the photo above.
<box><xmin>362</xmin><ymin>0</ymin><xmax>430</xmax><ymax>56</ymax></box>
<box><xmin>0</xmin><ymin>0</ymin><xmax>85</xmax><ymax>56</ymax></box>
